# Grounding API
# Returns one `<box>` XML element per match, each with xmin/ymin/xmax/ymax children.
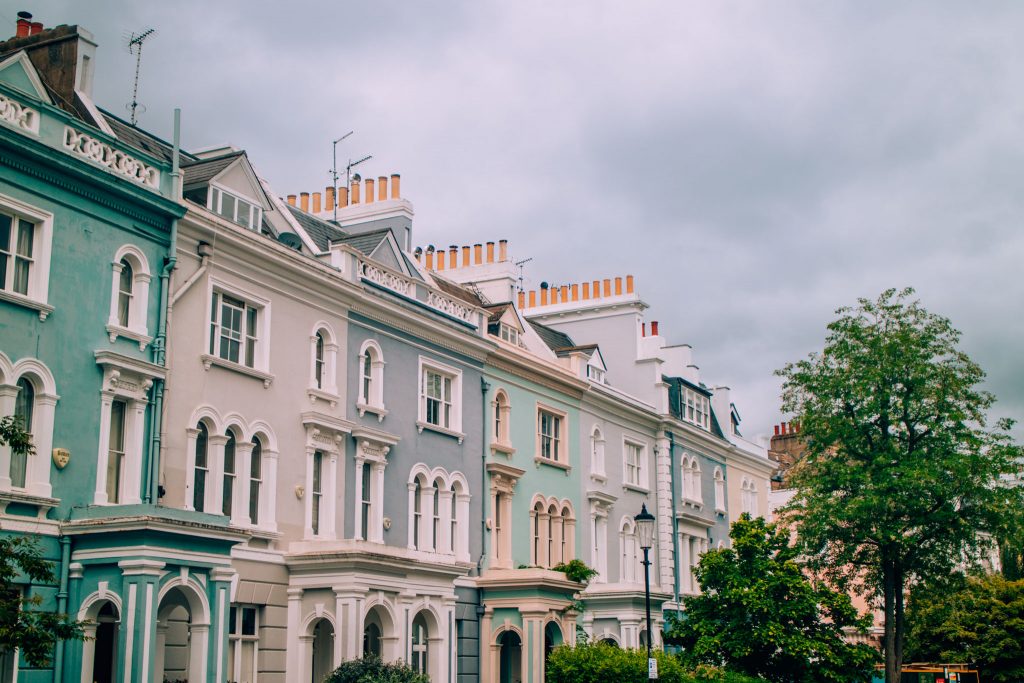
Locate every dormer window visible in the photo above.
<box><xmin>498</xmin><ymin>324</ymin><xmax>519</xmax><ymax>345</ymax></box>
<box><xmin>209</xmin><ymin>187</ymin><xmax>262</xmax><ymax>231</ymax></box>
<box><xmin>678</xmin><ymin>386</ymin><xmax>711</xmax><ymax>431</ymax></box>
<box><xmin>587</xmin><ymin>365</ymin><xmax>606</xmax><ymax>383</ymax></box>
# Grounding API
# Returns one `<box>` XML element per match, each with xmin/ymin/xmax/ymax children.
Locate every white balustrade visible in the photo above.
<box><xmin>63</xmin><ymin>126</ymin><xmax>160</xmax><ymax>188</ymax></box>
<box><xmin>0</xmin><ymin>94</ymin><xmax>39</xmax><ymax>134</ymax></box>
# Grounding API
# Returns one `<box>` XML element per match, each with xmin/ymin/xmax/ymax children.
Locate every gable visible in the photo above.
<box><xmin>587</xmin><ymin>347</ymin><xmax>607</xmax><ymax>372</ymax></box>
<box><xmin>212</xmin><ymin>157</ymin><xmax>269</xmax><ymax>209</ymax></box>
<box><xmin>369</xmin><ymin>238</ymin><xmax>403</xmax><ymax>272</ymax></box>
<box><xmin>0</xmin><ymin>52</ymin><xmax>51</xmax><ymax>103</ymax></box>
<box><xmin>498</xmin><ymin>307</ymin><xmax>523</xmax><ymax>332</ymax></box>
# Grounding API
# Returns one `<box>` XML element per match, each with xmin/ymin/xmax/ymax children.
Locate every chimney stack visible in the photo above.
<box><xmin>378</xmin><ymin>176</ymin><xmax>388</xmax><ymax>201</ymax></box>
<box><xmin>651</xmin><ymin>321</ymin><xmax>659</xmax><ymax>336</ymax></box>
<box><xmin>286</xmin><ymin>194</ymin><xmax>297</xmax><ymax>206</ymax></box>
<box><xmin>390</xmin><ymin>174</ymin><xmax>400</xmax><ymax>199</ymax></box>
<box><xmin>774</xmin><ymin>425</ymin><xmax>780</xmax><ymax>436</ymax></box>
<box><xmin>29</xmin><ymin>20</ymin><xmax>42</xmax><ymax>35</ymax></box>
<box><xmin>364</xmin><ymin>177</ymin><xmax>375</xmax><ymax>203</ymax></box>
<box><xmin>15</xmin><ymin>11</ymin><xmax>31</xmax><ymax>38</ymax></box>
<box><xmin>299</xmin><ymin>192</ymin><xmax>310</xmax><ymax>212</ymax></box>
<box><xmin>312</xmin><ymin>192</ymin><xmax>322</xmax><ymax>214</ymax></box>
<box><xmin>325</xmin><ymin>186</ymin><xmax>335</xmax><ymax>211</ymax></box>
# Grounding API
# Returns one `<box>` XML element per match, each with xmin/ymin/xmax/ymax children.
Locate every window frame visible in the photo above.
<box><xmin>105</xmin><ymin>245</ymin><xmax>152</xmax><ymax>349</ymax></box>
<box><xmin>228</xmin><ymin>604</ymin><xmax>260</xmax><ymax>683</ymax></box>
<box><xmin>356</xmin><ymin>340</ymin><xmax>386</xmax><ymax>418</ymax></box>
<box><xmin>209</xmin><ymin>185</ymin><xmax>263</xmax><ymax>232</ymax></box>
<box><xmin>0</xmin><ymin>193</ymin><xmax>53</xmax><ymax>319</ymax></box>
<box><xmin>622</xmin><ymin>439</ymin><xmax>648</xmax><ymax>491</ymax></box>
<box><xmin>535</xmin><ymin>404</ymin><xmax>568</xmax><ymax>468</ymax></box>
<box><xmin>203</xmin><ymin>279</ymin><xmax>272</xmax><ymax>381</ymax></box>
<box><xmin>416</xmin><ymin>357</ymin><xmax>463</xmax><ymax>440</ymax></box>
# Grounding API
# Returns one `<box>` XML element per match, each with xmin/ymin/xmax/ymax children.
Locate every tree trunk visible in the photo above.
<box><xmin>883</xmin><ymin>558</ymin><xmax>897</xmax><ymax>683</ymax></box>
<box><xmin>894</xmin><ymin>561</ymin><xmax>906</xmax><ymax>679</ymax></box>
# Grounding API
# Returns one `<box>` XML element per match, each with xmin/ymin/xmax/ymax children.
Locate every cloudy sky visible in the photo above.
<box><xmin>9</xmin><ymin>1</ymin><xmax>1023</xmax><ymax>440</ymax></box>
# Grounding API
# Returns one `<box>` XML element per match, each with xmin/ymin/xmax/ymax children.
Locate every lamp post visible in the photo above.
<box><xmin>635</xmin><ymin>502</ymin><xmax>656</xmax><ymax>677</ymax></box>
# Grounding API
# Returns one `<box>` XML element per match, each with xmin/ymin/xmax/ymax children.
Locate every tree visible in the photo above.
<box><xmin>666</xmin><ymin>515</ymin><xmax>877</xmax><ymax>683</ymax></box>
<box><xmin>776</xmin><ymin>288</ymin><xmax>1024</xmax><ymax>683</ymax></box>
<box><xmin>905</xmin><ymin>574</ymin><xmax>1024</xmax><ymax>682</ymax></box>
<box><xmin>0</xmin><ymin>415</ymin><xmax>85</xmax><ymax>667</ymax></box>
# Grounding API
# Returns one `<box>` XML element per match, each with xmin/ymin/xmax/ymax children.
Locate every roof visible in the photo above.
<box><xmin>432</xmin><ymin>275</ymin><xmax>486</xmax><ymax>307</ymax></box>
<box><xmin>181</xmin><ymin>152</ymin><xmax>244</xmax><ymax>189</ymax></box>
<box><xmin>285</xmin><ymin>204</ymin><xmax>348</xmax><ymax>251</ymax></box>
<box><xmin>528</xmin><ymin>319</ymin><xmax>575</xmax><ymax>352</ymax></box>
<box><xmin>333</xmin><ymin>229</ymin><xmax>391</xmax><ymax>256</ymax></box>
<box><xmin>100</xmin><ymin>109</ymin><xmax>193</xmax><ymax>164</ymax></box>
<box><xmin>483</xmin><ymin>302</ymin><xmax>513</xmax><ymax>323</ymax></box>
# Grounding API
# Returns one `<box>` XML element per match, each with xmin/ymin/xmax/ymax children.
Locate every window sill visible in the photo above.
<box><xmin>590</xmin><ymin>472</ymin><xmax>607</xmax><ymax>484</ymax></box>
<box><xmin>0</xmin><ymin>488</ymin><xmax>59</xmax><ymax>518</ymax></box>
<box><xmin>715</xmin><ymin>506</ymin><xmax>726</xmax><ymax>515</ymax></box>
<box><xmin>0</xmin><ymin>289</ymin><xmax>53</xmax><ymax>321</ymax></box>
<box><xmin>623</xmin><ymin>483</ymin><xmax>650</xmax><ymax>494</ymax></box>
<box><xmin>534</xmin><ymin>455</ymin><xmax>571</xmax><ymax>474</ymax></box>
<box><xmin>307</xmin><ymin>388</ymin><xmax>340</xmax><ymax>408</ymax></box>
<box><xmin>416</xmin><ymin>421</ymin><xmax>465</xmax><ymax>444</ymax></box>
<box><xmin>106</xmin><ymin>323</ymin><xmax>153</xmax><ymax>351</ymax></box>
<box><xmin>490</xmin><ymin>442</ymin><xmax>516</xmax><ymax>457</ymax></box>
<box><xmin>200</xmin><ymin>354</ymin><xmax>274</xmax><ymax>388</ymax></box>
<box><xmin>356</xmin><ymin>401</ymin><xmax>388</xmax><ymax>422</ymax></box>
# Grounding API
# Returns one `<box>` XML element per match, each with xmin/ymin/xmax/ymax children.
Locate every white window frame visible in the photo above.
<box><xmin>0</xmin><ymin>357</ymin><xmax>58</xmax><ymax>499</ymax></box>
<box><xmin>0</xmin><ymin>193</ymin><xmax>53</xmax><ymax>320</ymax></box>
<box><xmin>356</xmin><ymin>340</ymin><xmax>387</xmax><ymax>419</ymax></box>
<box><xmin>589</xmin><ymin>426</ymin><xmax>606</xmax><ymax>481</ymax></box>
<box><xmin>203</xmin><ymin>279</ymin><xmax>272</xmax><ymax>382</ymax></box>
<box><xmin>307</xmin><ymin>322</ymin><xmax>340</xmax><ymax>406</ymax></box>
<box><xmin>680</xmin><ymin>387</ymin><xmax>712</xmax><ymax>431</ymax></box>
<box><xmin>105</xmin><ymin>245</ymin><xmax>152</xmax><ymax>350</ymax></box>
<box><xmin>228</xmin><ymin>604</ymin><xmax>259</xmax><ymax>683</ymax></box>
<box><xmin>498</xmin><ymin>323</ymin><xmax>519</xmax><ymax>345</ymax></box>
<box><xmin>713</xmin><ymin>467</ymin><xmax>726</xmax><ymax>513</ymax></box>
<box><xmin>622</xmin><ymin>439</ymin><xmax>647</xmax><ymax>491</ymax></box>
<box><xmin>535</xmin><ymin>404</ymin><xmax>568</xmax><ymax>468</ymax></box>
<box><xmin>416</xmin><ymin>357</ymin><xmax>463</xmax><ymax>440</ymax></box>
<box><xmin>490</xmin><ymin>389</ymin><xmax>513</xmax><ymax>455</ymax></box>
<box><xmin>209</xmin><ymin>185</ymin><xmax>263</xmax><ymax>232</ymax></box>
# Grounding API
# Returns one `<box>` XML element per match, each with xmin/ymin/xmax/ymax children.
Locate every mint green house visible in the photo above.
<box><xmin>0</xmin><ymin>22</ymin><xmax>242</xmax><ymax>683</ymax></box>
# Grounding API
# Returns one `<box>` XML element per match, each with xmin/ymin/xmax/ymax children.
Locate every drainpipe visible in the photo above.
<box><xmin>53</xmin><ymin>534</ymin><xmax>72</xmax><ymax>681</ymax></box>
<box><xmin>145</xmin><ymin>108</ymin><xmax>181</xmax><ymax>504</ymax></box>
<box><xmin>477</xmin><ymin>376</ymin><xmax>491</xmax><ymax>575</ymax></box>
<box><xmin>667</xmin><ymin>431</ymin><xmax>681</xmax><ymax>612</ymax></box>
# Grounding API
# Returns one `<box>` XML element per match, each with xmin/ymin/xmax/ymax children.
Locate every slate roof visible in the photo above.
<box><xmin>432</xmin><ymin>275</ymin><xmax>486</xmax><ymax>307</ymax></box>
<box><xmin>333</xmin><ymin>229</ymin><xmax>391</xmax><ymax>256</ymax></box>
<box><xmin>100</xmin><ymin>109</ymin><xmax>193</xmax><ymax>164</ymax></box>
<box><xmin>528</xmin><ymin>319</ymin><xmax>575</xmax><ymax>352</ymax></box>
<box><xmin>181</xmin><ymin>152</ymin><xmax>244</xmax><ymax>190</ymax></box>
<box><xmin>285</xmin><ymin>204</ymin><xmax>348</xmax><ymax>251</ymax></box>
<box><xmin>483</xmin><ymin>302</ymin><xmax>513</xmax><ymax>323</ymax></box>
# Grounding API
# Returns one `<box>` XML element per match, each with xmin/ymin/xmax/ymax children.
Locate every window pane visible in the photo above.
<box><xmin>15</xmin><ymin>220</ymin><xmax>33</xmax><ymax>257</ymax></box>
<box><xmin>107</xmin><ymin>401</ymin><xmax>126</xmax><ymax>503</ymax></box>
<box><xmin>236</xmin><ymin>200</ymin><xmax>251</xmax><ymax>228</ymax></box>
<box><xmin>219</xmin><ymin>193</ymin><xmax>236</xmax><ymax>221</ymax></box>
<box><xmin>241</xmin><ymin>607</ymin><xmax>257</xmax><ymax>636</ymax></box>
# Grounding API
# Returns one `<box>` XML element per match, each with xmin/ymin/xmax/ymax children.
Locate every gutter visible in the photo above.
<box><xmin>144</xmin><ymin>108</ymin><xmax>181</xmax><ymax>504</ymax></box>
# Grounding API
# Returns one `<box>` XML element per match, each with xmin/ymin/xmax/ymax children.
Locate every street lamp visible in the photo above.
<box><xmin>635</xmin><ymin>502</ymin><xmax>656</xmax><ymax>673</ymax></box>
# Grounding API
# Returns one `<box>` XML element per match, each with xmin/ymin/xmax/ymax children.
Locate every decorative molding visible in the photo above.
<box><xmin>62</xmin><ymin>126</ymin><xmax>160</xmax><ymax>189</ymax></box>
<box><xmin>0</xmin><ymin>94</ymin><xmax>39</xmax><ymax>134</ymax></box>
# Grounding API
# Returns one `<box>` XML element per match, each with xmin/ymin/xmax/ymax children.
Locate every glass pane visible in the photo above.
<box><xmin>224</xmin><ymin>434</ymin><xmax>236</xmax><ymax>473</ymax></box>
<box><xmin>0</xmin><ymin>214</ymin><xmax>11</xmax><ymax>251</ymax></box>
<box><xmin>241</xmin><ymin>607</ymin><xmax>257</xmax><ymax>635</ymax></box>
<box><xmin>194</xmin><ymin>471</ymin><xmax>206</xmax><ymax>511</ymax></box>
<box><xmin>229</xmin><ymin>606</ymin><xmax>238</xmax><ymax>635</ymax></box>
<box><xmin>109</xmin><ymin>401</ymin><xmax>126</xmax><ymax>452</ymax></box>
<box><xmin>15</xmin><ymin>220</ymin><xmax>33</xmax><ymax>257</ymax></box>
<box><xmin>236</xmin><ymin>200</ymin><xmax>250</xmax><ymax>228</ymax></box>
<box><xmin>195</xmin><ymin>424</ymin><xmax>209</xmax><ymax>467</ymax></box>
<box><xmin>9</xmin><ymin>381</ymin><xmax>28</xmax><ymax>485</ymax></box>
<box><xmin>249</xmin><ymin>480</ymin><xmax>260</xmax><ymax>524</ymax></box>
<box><xmin>219</xmin><ymin>193</ymin><xmax>236</xmax><ymax>221</ymax></box>
<box><xmin>250</xmin><ymin>439</ymin><xmax>261</xmax><ymax>477</ymax></box>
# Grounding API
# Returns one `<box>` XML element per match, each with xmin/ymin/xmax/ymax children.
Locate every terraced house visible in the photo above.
<box><xmin>0</xmin><ymin>13</ymin><xmax>773</xmax><ymax>683</ymax></box>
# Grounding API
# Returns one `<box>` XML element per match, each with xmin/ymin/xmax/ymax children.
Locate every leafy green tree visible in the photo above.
<box><xmin>324</xmin><ymin>655</ymin><xmax>429</xmax><ymax>683</ymax></box>
<box><xmin>667</xmin><ymin>515</ymin><xmax>877</xmax><ymax>683</ymax></box>
<box><xmin>776</xmin><ymin>288</ymin><xmax>1024</xmax><ymax>683</ymax></box>
<box><xmin>906</xmin><ymin>574</ymin><xmax>1024</xmax><ymax>682</ymax></box>
<box><xmin>545</xmin><ymin>642</ymin><xmax>690</xmax><ymax>683</ymax></box>
<box><xmin>0</xmin><ymin>416</ymin><xmax>85</xmax><ymax>666</ymax></box>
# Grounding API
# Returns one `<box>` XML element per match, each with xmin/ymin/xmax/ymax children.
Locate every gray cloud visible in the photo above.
<box><xmin>17</xmin><ymin>0</ymin><xmax>1024</xmax><ymax>438</ymax></box>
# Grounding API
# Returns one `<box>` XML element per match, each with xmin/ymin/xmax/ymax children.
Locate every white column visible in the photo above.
<box><xmin>407</xmin><ymin>481</ymin><xmax>417</xmax><ymax>549</ymax></box>
<box><xmin>107</xmin><ymin>261</ymin><xmax>123</xmax><ymax>326</ymax></box>
<box><xmin>304</xmin><ymin>447</ymin><xmax>315</xmax><ymax>538</ymax></box>
<box><xmin>326</xmin><ymin>342</ymin><xmax>340</xmax><ymax>395</ymax></box>
<box><xmin>286</xmin><ymin>588</ymin><xmax>303</xmax><ymax>674</ymax></box>
<box><xmin>264</xmin><ymin>448</ymin><xmax>279</xmax><ymax>531</ymax></box>
<box><xmin>207</xmin><ymin>434</ymin><xmax>229</xmax><ymax>515</ymax></box>
<box><xmin>371</xmin><ymin>460</ymin><xmax>385</xmax><ymax>543</ymax></box>
<box><xmin>0</xmin><ymin>385</ymin><xmax>16</xmax><ymax>490</ymax></box>
<box><xmin>353</xmin><ymin>457</ymin><xmax>365</xmax><ymax>540</ymax></box>
<box><xmin>28</xmin><ymin>392</ymin><xmax>57</xmax><ymax>498</ymax></box>
<box><xmin>93</xmin><ymin>392</ymin><xmax>114</xmax><ymax>504</ymax></box>
<box><xmin>455</xmin><ymin>493</ymin><xmax>471</xmax><ymax>562</ymax></box>
<box><xmin>326</xmin><ymin>450</ymin><xmax>338</xmax><ymax>539</ymax></box>
<box><xmin>421</xmin><ymin>486</ymin><xmax>436</xmax><ymax>551</ymax></box>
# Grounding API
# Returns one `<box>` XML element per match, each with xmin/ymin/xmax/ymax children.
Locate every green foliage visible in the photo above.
<box><xmin>0</xmin><ymin>536</ymin><xmax>86</xmax><ymax>667</ymax></box>
<box><xmin>667</xmin><ymin>515</ymin><xmax>877</xmax><ymax>683</ymax></box>
<box><xmin>545</xmin><ymin>642</ymin><xmax>689</xmax><ymax>683</ymax></box>
<box><xmin>776</xmin><ymin>288</ymin><xmax>1024</xmax><ymax>682</ymax></box>
<box><xmin>0</xmin><ymin>418</ymin><xmax>85</xmax><ymax>667</ymax></box>
<box><xmin>553</xmin><ymin>559</ymin><xmax>599</xmax><ymax>584</ymax></box>
<box><xmin>324</xmin><ymin>656</ymin><xmax>430</xmax><ymax>683</ymax></box>
<box><xmin>906</xmin><ymin>574</ymin><xmax>1024</xmax><ymax>683</ymax></box>
<box><xmin>689</xmin><ymin>664</ymin><xmax>772</xmax><ymax>683</ymax></box>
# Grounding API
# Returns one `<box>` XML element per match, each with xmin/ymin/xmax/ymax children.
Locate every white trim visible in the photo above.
<box><xmin>0</xmin><ymin>191</ymin><xmax>54</xmax><ymax>317</ymax></box>
<box><xmin>417</xmin><ymin>356</ymin><xmax>463</xmax><ymax>436</ymax></box>
<box><xmin>0</xmin><ymin>52</ymin><xmax>52</xmax><ymax>102</ymax></box>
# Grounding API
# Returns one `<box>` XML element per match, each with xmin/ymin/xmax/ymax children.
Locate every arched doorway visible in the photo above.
<box><xmin>544</xmin><ymin>621</ymin><xmax>563</xmax><ymax>677</ymax></box>
<box><xmin>79</xmin><ymin>598</ymin><xmax>120</xmax><ymax>683</ymax></box>
<box><xmin>362</xmin><ymin>604</ymin><xmax>398</xmax><ymax>660</ymax></box>
<box><xmin>363</xmin><ymin>610</ymin><xmax>383</xmax><ymax>657</ymax></box>
<box><xmin>600</xmin><ymin>637</ymin><xmax>618</xmax><ymax>647</ymax></box>
<box><xmin>497</xmin><ymin>630</ymin><xmax>521</xmax><ymax>683</ymax></box>
<box><xmin>311</xmin><ymin>618</ymin><xmax>334</xmax><ymax>683</ymax></box>
<box><xmin>410</xmin><ymin>612</ymin><xmax>429</xmax><ymax>676</ymax></box>
<box><xmin>155</xmin><ymin>584</ymin><xmax>209</xmax><ymax>683</ymax></box>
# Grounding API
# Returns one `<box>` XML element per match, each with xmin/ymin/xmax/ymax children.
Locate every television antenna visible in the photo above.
<box><xmin>124</xmin><ymin>27</ymin><xmax>156</xmax><ymax>125</ymax></box>
<box><xmin>330</xmin><ymin>131</ymin><xmax>353</xmax><ymax>221</ymax></box>
<box><xmin>514</xmin><ymin>257</ymin><xmax>533</xmax><ymax>293</ymax></box>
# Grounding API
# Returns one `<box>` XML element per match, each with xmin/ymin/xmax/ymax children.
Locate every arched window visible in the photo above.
<box><xmin>193</xmin><ymin>423</ymin><xmax>209</xmax><ymax>512</ymax></box>
<box><xmin>411</xmin><ymin>613</ymin><xmax>429</xmax><ymax>675</ymax></box>
<box><xmin>116</xmin><ymin>259</ymin><xmax>133</xmax><ymax>327</ymax></box>
<box><xmin>714</xmin><ymin>467</ymin><xmax>725</xmax><ymax>512</ymax></box>
<box><xmin>357</xmin><ymin>341</ymin><xmax>385</xmax><ymax>415</ymax></box>
<box><xmin>10</xmin><ymin>377</ymin><xmax>34</xmax><ymax>489</ymax></box>
<box><xmin>363</xmin><ymin>612</ymin><xmax>382</xmax><ymax>657</ymax></box>
<box><xmin>413</xmin><ymin>477</ymin><xmax>424</xmax><ymax>549</ymax></box>
<box><xmin>691</xmin><ymin>458</ymin><xmax>703</xmax><ymax>504</ymax></box>
<box><xmin>432</xmin><ymin>478</ymin><xmax>443</xmax><ymax>552</ymax></box>
<box><xmin>590</xmin><ymin>426</ymin><xmax>605</xmax><ymax>479</ymax></box>
<box><xmin>492</xmin><ymin>390</ymin><xmax>511</xmax><ymax>447</ymax></box>
<box><xmin>547</xmin><ymin>504</ymin><xmax>558</xmax><ymax>567</ymax></box>
<box><xmin>222</xmin><ymin>429</ymin><xmax>237</xmax><ymax>518</ymax></box>
<box><xmin>107</xmin><ymin>246</ymin><xmax>151</xmax><ymax>346</ymax></box>
<box><xmin>561</xmin><ymin>505</ymin><xmax>573</xmax><ymax>563</ymax></box>
<box><xmin>620</xmin><ymin>518</ymin><xmax>638</xmax><ymax>583</ymax></box>
<box><xmin>248</xmin><ymin>436</ymin><xmax>263</xmax><ymax>524</ymax></box>
<box><xmin>532</xmin><ymin>501</ymin><xmax>545</xmax><ymax>566</ymax></box>
<box><xmin>313</xmin><ymin>332</ymin><xmax>325</xmax><ymax>389</ymax></box>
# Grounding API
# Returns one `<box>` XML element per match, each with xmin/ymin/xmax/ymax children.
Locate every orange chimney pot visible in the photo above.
<box><xmin>286</xmin><ymin>194</ymin><xmax>297</xmax><ymax>206</ymax></box>
<box><xmin>486</xmin><ymin>242</ymin><xmax>495</xmax><ymax>263</ymax></box>
<box><xmin>364</xmin><ymin>177</ymin><xmax>375</xmax><ymax>204</ymax></box>
<box><xmin>378</xmin><ymin>176</ymin><xmax>388</xmax><ymax>201</ymax></box>
<box><xmin>390</xmin><ymin>174</ymin><xmax>400</xmax><ymax>199</ymax></box>
<box><xmin>474</xmin><ymin>244</ymin><xmax>483</xmax><ymax>265</ymax></box>
<box><xmin>571</xmin><ymin>284</ymin><xmax>579</xmax><ymax>301</ymax></box>
<box><xmin>626</xmin><ymin>275</ymin><xmax>634</xmax><ymax>293</ymax></box>
<box><xmin>299</xmin><ymin>192</ymin><xmax>310</xmax><ymax>212</ymax></box>
<box><xmin>582</xmin><ymin>282</ymin><xmax>590</xmax><ymax>300</ymax></box>
<box><xmin>312</xmin><ymin>192</ymin><xmax>322</xmax><ymax>214</ymax></box>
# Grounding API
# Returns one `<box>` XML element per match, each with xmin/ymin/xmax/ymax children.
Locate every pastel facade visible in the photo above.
<box><xmin>0</xmin><ymin>13</ymin><xmax>776</xmax><ymax>683</ymax></box>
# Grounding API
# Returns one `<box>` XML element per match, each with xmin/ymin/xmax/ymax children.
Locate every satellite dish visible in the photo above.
<box><xmin>278</xmin><ymin>232</ymin><xmax>303</xmax><ymax>250</ymax></box>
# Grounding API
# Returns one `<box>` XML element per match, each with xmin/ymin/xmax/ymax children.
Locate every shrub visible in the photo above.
<box><xmin>324</xmin><ymin>656</ymin><xmax>429</xmax><ymax>683</ymax></box>
<box><xmin>545</xmin><ymin>642</ymin><xmax>690</xmax><ymax>683</ymax></box>
<box><xmin>552</xmin><ymin>559</ymin><xmax>599</xmax><ymax>584</ymax></box>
